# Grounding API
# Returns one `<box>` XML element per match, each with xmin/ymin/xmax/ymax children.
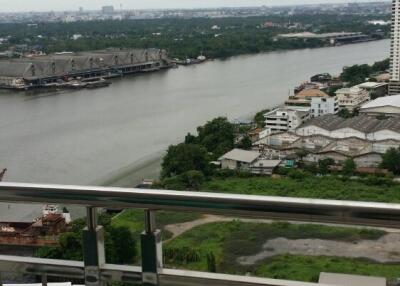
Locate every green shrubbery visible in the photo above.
<box><xmin>36</xmin><ymin>214</ymin><xmax>137</xmax><ymax>264</ymax></box>
<box><xmin>255</xmin><ymin>255</ymin><xmax>400</xmax><ymax>282</ymax></box>
<box><xmin>202</xmin><ymin>175</ymin><xmax>400</xmax><ymax>202</ymax></box>
<box><xmin>165</xmin><ymin>220</ymin><xmax>386</xmax><ymax>276</ymax></box>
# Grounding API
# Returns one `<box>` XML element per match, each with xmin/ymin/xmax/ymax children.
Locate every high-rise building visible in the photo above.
<box><xmin>389</xmin><ymin>0</ymin><xmax>400</xmax><ymax>94</ymax></box>
<box><xmin>102</xmin><ymin>5</ymin><xmax>115</xmax><ymax>14</ymax></box>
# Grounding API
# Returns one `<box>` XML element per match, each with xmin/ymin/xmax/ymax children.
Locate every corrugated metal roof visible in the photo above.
<box><xmin>219</xmin><ymin>149</ymin><xmax>260</xmax><ymax>163</ymax></box>
<box><xmin>300</xmin><ymin>114</ymin><xmax>400</xmax><ymax>133</ymax></box>
<box><xmin>0</xmin><ymin>49</ymin><xmax>166</xmax><ymax>80</ymax></box>
<box><xmin>361</xmin><ymin>94</ymin><xmax>400</xmax><ymax>110</ymax></box>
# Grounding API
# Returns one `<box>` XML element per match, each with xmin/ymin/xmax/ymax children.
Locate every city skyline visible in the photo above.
<box><xmin>0</xmin><ymin>0</ymin><xmax>387</xmax><ymax>12</ymax></box>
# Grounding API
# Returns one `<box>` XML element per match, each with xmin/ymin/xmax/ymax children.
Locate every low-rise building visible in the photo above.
<box><xmin>218</xmin><ymin>149</ymin><xmax>260</xmax><ymax>170</ymax></box>
<box><xmin>360</xmin><ymin>94</ymin><xmax>400</xmax><ymax>116</ymax></box>
<box><xmin>250</xmin><ymin>159</ymin><xmax>282</xmax><ymax>175</ymax></box>
<box><xmin>310</xmin><ymin>96</ymin><xmax>339</xmax><ymax>118</ymax></box>
<box><xmin>335</xmin><ymin>87</ymin><xmax>370</xmax><ymax>111</ymax></box>
<box><xmin>286</xmin><ymin>89</ymin><xmax>329</xmax><ymax>107</ymax></box>
<box><xmin>253</xmin><ymin>116</ymin><xmax>400</xmax><ymax>168</ymax></box>
<box><xmin>218</xmin><ymin>148</ymin><xmax>281</xmax><ymax>175</ymax></box>
<box><xmin>355</xmin><ymin>82</ymin><xmax>388</xmax><ymax>98</ymax></box>
<box><xmin>264</xmin><ymin>107</ymin><xmax>310</xmax><ymax>134</ymax></box>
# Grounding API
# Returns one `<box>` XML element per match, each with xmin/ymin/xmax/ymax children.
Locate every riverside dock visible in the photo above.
<box><xmin>0</xmin><ymin>48</ymin><xmax>171</xmax><ymax>90</ymax></box>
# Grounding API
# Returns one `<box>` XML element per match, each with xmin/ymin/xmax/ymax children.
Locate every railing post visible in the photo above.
<box><xmin>83</xmin><ymin>207</ymin><xmax>105</xmax><ymax>286</ymax></box>
<box><xmin>141</xmin><ymin>210</ymin><xmax>163</xmax><ymax>286</ymax></box>
<box><xmin>41</xmin><ymin>273</ymin><xmax>47</xmax><ymax>286</ymax></box>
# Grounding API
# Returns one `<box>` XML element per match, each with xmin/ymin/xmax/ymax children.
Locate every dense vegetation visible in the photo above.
<box><xmin>164</xmin><ymin>220</ymin><xmax>386</xmax><ymax>276</ymax></box>
<box><xmin>202</xmin><ymin>174</ymin><xmax>400</xmax><ymax>203</ymax></box>
<box><xmin>160</xmin><ymin>117</ymin><xmax>237</xmax><ymax>188</ymax></box>
<box><xmin>36</xmin><ymin>214</ymin><xmax>137</xmax><ymax>264</ymax></box>
<box><xmin>1</xmin><ymin>13</ymin><xmax>389</xmax><ymax>59</ymax></box>
<box><xmin>340</xmin><ymin>58</ymin><xmax>390</xmax><ymax>86</ymax></box>
<box><xmin>381</xmin><ymin>147</ymin><xmax>400</xmax><ymax>175</ymax></box>
<box><xmin>255</xmin><ymin>255</ymin><xmax>400</xmax><ymax>282</ymax></box>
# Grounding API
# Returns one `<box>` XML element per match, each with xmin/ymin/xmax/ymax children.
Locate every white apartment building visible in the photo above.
<box><xmin>389</xmin><ymin>0</ymin><xmax>400</xmax><ymax>94</ymax></box>
<box><xmin>310</xmin><ymin>96</ymin><xmax>339</xmax><ymax>118</ymax></box>
<box><xmin>264</xmin><ymin>107</ymin><xmax>309</xmax><ymax>134</ymax></box>
<box><xmin>335</xmin><ymin>87</ymin><xmax>370</xmax><ymax>112</ymax></box>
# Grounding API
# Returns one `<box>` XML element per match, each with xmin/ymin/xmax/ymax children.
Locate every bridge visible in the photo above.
<box><xmin>0</xmin><ymin>182</ymin><xmax>399</xmax><ymax>286</ymax></box>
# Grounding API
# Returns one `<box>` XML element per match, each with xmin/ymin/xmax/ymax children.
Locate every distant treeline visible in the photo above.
<box><xmin>0</xmin><ymin>13</ymin><xmax>390</xmax><ymax>59</ymax></box>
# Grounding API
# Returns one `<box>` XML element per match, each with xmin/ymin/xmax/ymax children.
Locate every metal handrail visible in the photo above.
<box><xmin>0</xmin><ymin>182</ymin><xmax>396</xmax><ymax>286</ymax></box>
<box><xmin>0</xmin><ymin>182</ymin><xmax>400</xmax><ymax>227</ymax></box>
<box><xmin>0</xmin><ymin>255</ymin><xmax>332</xmax><ymax>286</ymax></box>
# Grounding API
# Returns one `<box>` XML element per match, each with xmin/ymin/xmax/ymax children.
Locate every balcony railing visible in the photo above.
<box><xmin>0</xmin><ymin>182</ymin><xmax>399</xmax><ymax>286</ymax></box>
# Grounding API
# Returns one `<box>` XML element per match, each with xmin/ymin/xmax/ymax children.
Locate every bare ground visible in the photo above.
<box><xmin>164</xmin><ymin>215</ymin><xmax>400</xmax><ymax>263</ymax></box>
<box><xmin>237</xmin><ymin>234</ymin><xmax>400</xmax><ymax>265</ymax></box>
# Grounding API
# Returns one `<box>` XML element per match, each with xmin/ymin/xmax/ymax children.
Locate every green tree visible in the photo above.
<box><xmin>254</xmin><ymin>109</ymin><xmax>269</xmax><ymax>128</ymax></box>
<box><xmin>236</xmin><ymin>135</ymin><xmax>252</xmax><ymax>150</ymax></box>
<box><xmin>161</xmin><ymin>143</ymin><xmax>210</xmax><ymax>178</ymax></box>
<box><xmin>196</xmin><ymin>117</ymin><xmax>235</xmax><ymax>158</ymax></box>
<box><xmin>381</xmin><ymin>147</ymin><xmax>400</xmax><ymax>175</ymax></box>
<box><xmin>338</xmin><ymin>108</ymin><xmax>352</xmax><ymax>119</ymax></box>
<box><xmin>184</xmin><ymin>133</ymin><xmax>197</xmax><ymax>144</ymax></box>
<box><xmin>318</xmin><ymin>158</ymin><xmax>335</xmax><ymax>174</ymax></box>
<box><xmin>295</xmin><ymin>150</ymin><xmax>309</xmax><ymax>162</ymax></box>
<box><xmin>36</xmin><ymin>214</ymin><xmax>137</xmax><ymax>264</ymax></box>
<box><xmin>342</xmin><ymin>158</ymin><xmax>356</xmax><ymax>176</ymax></box>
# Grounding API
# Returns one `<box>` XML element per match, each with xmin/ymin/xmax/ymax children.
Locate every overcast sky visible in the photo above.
<box><xmin>0</xmin><ymin>0</ymin><xmax>385</xmax><ymax>12</ymax></box>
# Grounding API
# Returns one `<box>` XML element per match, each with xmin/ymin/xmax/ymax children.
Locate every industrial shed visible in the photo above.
<box><xmin>360</xmin><ymin>94</ymin><xmax>400</xmax><ymax>116</ymax></box>
<box><xmin>0</xmin><ymin>48</ymin><xmax>170</xmax><ymax>89</ymax></box>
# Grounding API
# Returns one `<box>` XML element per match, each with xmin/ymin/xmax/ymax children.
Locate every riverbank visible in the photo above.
<box><xmin>0</xmin><ymin>39</ymin><xmax>389</xmax><ymax>222</ymax></box>
<box><xmin>92</xmin><ymin>152</ymin><xmax>163</xmax><ymax>187</ymax></box>
<box><xmin>92</xmin><ymin>40</ymin><xmax>390</xmax><ymax>188</ymax></box>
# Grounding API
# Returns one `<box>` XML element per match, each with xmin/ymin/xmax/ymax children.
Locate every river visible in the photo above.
<box><xmin>0</xmin><ymin>39</ymin><xmax>390</xmax><ymax>220</ymax></box>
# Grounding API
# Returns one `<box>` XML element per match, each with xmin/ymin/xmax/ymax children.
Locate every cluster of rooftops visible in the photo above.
<box><xmin>302</xmin><ymin>114</ymin><xmax>400</xmax><ymax>133</ymax></box>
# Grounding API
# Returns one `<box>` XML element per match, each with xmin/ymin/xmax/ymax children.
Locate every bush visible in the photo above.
<box><xmin>213</xmin><ymin>169</ymin><xmax>236</xmax><ymax>179</ymax></box>
<box><xmin>365</xmin><ymin>175</ymin><xmax>394</xmax><ymax>187</ymax></box>
<box><xmin>236</xmin><ymin>170</ymin><xmax>255</xmax><ymax>178</ymax></box>
<box><xmin>303</xmin><ymin>163</ymin><xmax>318</xmax><ymax>174</ymax></box>
<box><xmin>181</xmin><ymin>170</ymin><xmax>205</xmax><ymax>189</ymax></box>
<box><xmin>164</xmin><ymin>247</ymin><xmax>201</xmax><ymax>264</ymax></box>
<box><xmin>342</xmin><ymin>158</ymin><xmax>356</xmax><ymax>176</ymax></box>
<box><xmin>162</xmin><ymin>170</ymin><xmax>205</xmax><ymax>190</ymax></box>
<box><xmin>318</xmin><ymin>158</ymin><xmax>335</xmax><ymax>174</ymax></box>
<box><xmin>381</xmin><ymin>147</ymin><xmax>400</xmax><ymax>175</ymax></box>
<box><xmin>36</xmin><ymin>214</ymin><xmax>137</xmax><ymax>264</ymax></box>
<box><xmin>276</xmin><ymin>167</ymin><xmax>290</xmax><ymax>176</ymax></box>
<box><xmin>287</xmin><ymin>169</ymin><xmax>310</xmax><ymax>180</ymax></box>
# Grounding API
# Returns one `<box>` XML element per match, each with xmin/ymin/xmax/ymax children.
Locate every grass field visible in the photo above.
<box><xmin>202</xmin><ymin>175</ymin><xmax>400</xmax><ymax>203</ymax></box>
<box><xmin>254</xmin><ymin>255</ymin><xmax>400</xmax><ymax>282</ymax></box>
<box><xmin>164</xmin><ymin>221</ymin><xmax>386</xmax><ymax>276</ymax></box>
<box><xmin>111</xmin><ymin>209</ymin><xmax>201</xmax><ymax>240</ymax></box>
<box><xmin>112</xmin><ymin>175</ymin><xmax>400</xmax><ymax>281</ymax></box>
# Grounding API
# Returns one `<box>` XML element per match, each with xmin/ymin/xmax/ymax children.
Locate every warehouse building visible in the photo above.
<box><xmin>0</xmin><ymin>48</ymin><xmax>170</xmax><ymax>89</ymax></box>
<box><xmin>296</xmin><ymin>114</ymin><xmax>400</xmax><ymax>141</ymax></box>
<box><xmin>360</xmin><ymin>94</ymin><xmax>400</xmax><ymax>116</ymax></box>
